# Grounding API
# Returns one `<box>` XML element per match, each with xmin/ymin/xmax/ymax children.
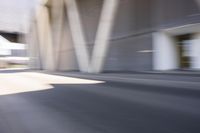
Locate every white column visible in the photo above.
<box><xmin>35</xmin><ymin>3</ymin><xmax>55</xmax><ymax>71</ymax></box>
<box><xmin>90</xmin><ymin>0</ymin><xmax>120</xmax><ymax>73</ymax></box>
<box><xmin>35</xmin><ymin>5</ymin><xmax>47</xmax><ymax>69</ymax></box>
<box><xmin>191</xmin><ymin>33</ymin><xmax>200</xmax><ymax>70</ymax></box>
<box><xmin>44</xmin><ymin>6</ymin><xmax>55</xmax><ymax>71</ymax></box>
<box><xmin>27</xmin><ymin>21</ymin><xmax>42</xmax><ymax>69</ymax></box>
<box><xmin>51</xmin><ymin>0</ymin><xmax>65</xmax><ymax>69</ymax></box>
<box><xmin>64</xmin><ymin>0</ymin><xmax>90</xmax><ymax>72</ymax></box>
<box><xmin>195</xmin><ymin>0</ymin><xmax>200</xmax><ymax>70</ymax></box>
<box><xmin>153</xmin><ymin>32</ymin><xmax>179</xmax><ymax>70</ymax></box>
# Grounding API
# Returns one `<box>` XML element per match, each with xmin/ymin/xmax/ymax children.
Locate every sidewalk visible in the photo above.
<box><xmin>141</xmin><ymin>70</ymin><xmax>200</xmax><ymax>76</ymax></box>
<box><xmin>52</xmin><ymin>71</ymin><xmax>200</xmax><ymax>90</ymax></box>
<box><xmin>0</xmin><ymin>68</ymin><xmax>199</xmax><ymax>89</ymax></box>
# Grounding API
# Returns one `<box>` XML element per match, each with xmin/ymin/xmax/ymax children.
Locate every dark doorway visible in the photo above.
<box><xmin>175</xmin><ymin>34</ymin><xmax>192</xmax><ymax>69</ymax></box>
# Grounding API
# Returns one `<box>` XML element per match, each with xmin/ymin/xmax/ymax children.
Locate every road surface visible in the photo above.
<box><xmin>0</xmin><ymin>70</ymin><xmax>200</xmax><ymax>133</ymax></box>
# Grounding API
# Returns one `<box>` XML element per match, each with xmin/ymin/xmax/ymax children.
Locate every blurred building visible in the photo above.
<box><xmin>0</xmin><ymin>0</ymin><xmax>34</xmax><ymax>67</ymax></box>
<box><xmin>0</xmin><ymin>35</ymin><xmax>28</xmax><ymax>67</ymax></box>
<box><xmin>29</xmin><ymin>0</ymin><xmax>200</xmax><ymax>73</ymax></box>
<box><xmin>0</xmin><ymin>0</ymin><xmax>35</xmax><ymax>44</ymax></box>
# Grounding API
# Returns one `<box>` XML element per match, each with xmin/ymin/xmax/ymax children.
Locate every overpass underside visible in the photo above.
<box><xmin>28</xmin><ymin>0</ymin><xmax>200</xmax><ymax>73</ymax></box>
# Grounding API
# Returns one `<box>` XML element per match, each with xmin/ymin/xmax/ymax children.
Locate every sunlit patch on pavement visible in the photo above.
<box><xmin>0</xmin><ymin>72</ymin><xmax>105</xmax><ymax>95</ymax></box>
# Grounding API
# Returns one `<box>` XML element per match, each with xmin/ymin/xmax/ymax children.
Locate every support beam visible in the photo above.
<box><xmin>35</xmin><ymin>3</ymin><xmax>55</xmax><ymax>71</ymax></box>
<box><xmin>27</xmin><ymin>21</ymin><xmax>42</xmax><ymax>69</ymax></box>
<box><xmin>44</xmin><ymin>6</ymin><xmax>55</xmax><ymax>71</ymax></box>
<box><xmin>191</xmin><ymin>33</ymin><xmax>200</xmax><ymax>70</ymax></box>
<box><xmin>90</xmin><ymin>0</ymin><xmax>119</xmax><ymax>73</ymax></box>
<box><xmin>51</xmin><ymin>0</ymin><xmax>65</xmax><ymax>69</ymax></box>
<box><xmin>64</xmin><ymin>0</ymin><xmax>90</xmax><ymax>72</ymax></box>
<box><xmin>153</xmin><ymin>32</ymin><xmax>179</xmax><ymax>70</ymax></box>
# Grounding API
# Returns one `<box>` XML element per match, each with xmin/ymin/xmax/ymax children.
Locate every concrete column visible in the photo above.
<box><xmin>90</xmin><ymin>0</ymin><xmax>120</xmax><ymax>73</ymax></box>
<box><xmin>35</xmin><ymin>5</ymin><xmax>47</xmax><ymax>69</ymax></box>
<box><xmin>44</xmin><ymin>6</ymin><xmax>55</xmax><ymax>71</ymax></box>
<box><xmin>35</xmin><ymin>3</ymin><xmax>55</xmax><ymax>71</ymax></box>
<box><xmin>27</xmin><ymin>21</ymin><xmax>42</xmax><ymax>69</ymax></box>
<box><xmin>64</xmin><ymin>0</ymin><xmax>90</xmax><ymax>72</ymax></box>
<box><xmin>191</xmin><ymin>33</ymin><xmax>200</xmax><ymax>70</ymax></box>
<box><xmin>153</xmin><ymin>32</ymin><xmax>179</xmax><ymax>70</ymax></box>
<box><xmin>51</xmin><ymin>0</ymin><xmax>65</xmax><ymax>69</ymax></box>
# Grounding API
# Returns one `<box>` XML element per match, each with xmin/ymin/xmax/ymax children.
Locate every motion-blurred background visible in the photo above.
<box><xmin>0</xmin><ymin>0</ymin><xmax>36</xmax><ymax>68</ymax></box>
<box><xmin>0</xmin><ymin>0</ymin><xmax>200</xmax><ymax>73</ymax></box>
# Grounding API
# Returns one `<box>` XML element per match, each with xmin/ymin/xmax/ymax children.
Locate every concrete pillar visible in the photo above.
<box><xmin>64</xmin><ymin>0</ymin><xmax>90</xmax><ymax>72</ymax></box>
<box><xmin>27</xmin><ymin>21</ymin><xmax>42</xmax><ymax>69</ymax></box>
<box><xmin>51</xmin><ymin>0</ymin><xmax>65</xmax><ymax>69</ymax></box>
<box><xmin>191</xmin><ymin>33</ymin><xmax>200</xmax><ymax>70</ymax></box>
<box><xmin>153</xmin><ymin>32</ymin><xmax>179</xmax><ymax>70</ymax></box>
<box><xmin>44</xmin><ymin>6</ymin><xmax>55</xmax><ymax>71</ymax></box>
<box><xmin>35</xmin><ymin>3</ymin><xmax>55</xmax><ymax>71</ymax></box>
<box><xmin>90</xmin><ymin>0</ymin><xmax>120</xmax><ymax>73</ymax></box>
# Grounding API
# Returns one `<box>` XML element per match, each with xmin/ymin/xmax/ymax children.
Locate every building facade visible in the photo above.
<box><xmin>29</xmin><ymin>0</ymin><xmax>200</xmax><ymax>73</ymax></box>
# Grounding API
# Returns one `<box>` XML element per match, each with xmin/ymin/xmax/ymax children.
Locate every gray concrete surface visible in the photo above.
<box><xmin>0</xmin><ymin>70</ymin><xmax>200</xmax><ymax>133</ymax></box>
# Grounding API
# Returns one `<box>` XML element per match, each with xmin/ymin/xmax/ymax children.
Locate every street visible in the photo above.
<box><xmin>0</xmin><ymin>70</ymin><xmax>200</xmax><ymax>133</ymax></box>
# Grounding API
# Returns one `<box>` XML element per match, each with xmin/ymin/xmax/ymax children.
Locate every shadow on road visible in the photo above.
<box><xmin>0</xmin><ymin>77</ymin><xmax>200</xmax><ymax>133</ymax></box>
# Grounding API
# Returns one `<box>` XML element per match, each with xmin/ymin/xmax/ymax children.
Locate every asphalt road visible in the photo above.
<box><xmin>0</xmin><ymin>71</ymin><xmax>200</xmax><ymax>133</ymax></box>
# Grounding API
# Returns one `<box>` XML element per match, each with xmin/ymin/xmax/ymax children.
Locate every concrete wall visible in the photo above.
<box><xmin>152</xmin><ymin>0</ymin><xmax>200</xmax><ymax>29</ymax></box>
<box><xmin>76</xmin><ymin>0</ymin><xmax>199</xmax><ymax>72</ymax></box>
<box><xmin>104</xmin><ymin>33</ymin><xmax>153</xmax><ymax>71</ymax></box>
